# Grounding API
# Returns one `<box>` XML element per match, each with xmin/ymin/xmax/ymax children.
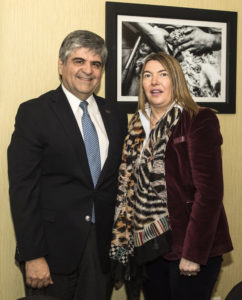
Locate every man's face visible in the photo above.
<box><xmin>58</xmin><ymin>47</ymin><xmax>103</xmax><ymax>100</ymax></box>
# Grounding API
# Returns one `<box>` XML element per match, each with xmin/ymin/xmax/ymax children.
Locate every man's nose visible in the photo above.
<box><xmin>82</xmin><ymin>62</ymin><xmax>92</xmax><ymax>74</ymax></box>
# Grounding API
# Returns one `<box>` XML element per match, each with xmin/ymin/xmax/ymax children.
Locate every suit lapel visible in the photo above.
<box><xmin>48</xmin><ymin>86</ymin><xmax>93</xmax><ymax>185</ymax></box>
<box><xmin>48</xmin><ymin>88</ymin><xmax>118</xmax><ymax>188</ymax></box>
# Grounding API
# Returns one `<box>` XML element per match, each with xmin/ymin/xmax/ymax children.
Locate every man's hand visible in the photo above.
<box><xmin>25</xmin><ymin>257</ymin><xmax>53</xmax><ymax>289</ymax></box>
<box><xmin>179</xmin><ymin>257</ymin><xmax>200</xmax><ymax>276</ymax></box>
<box><xmin>170</xmin><ymin>27</ymin><xmax>221</xmax><ymax>56</ymax></box>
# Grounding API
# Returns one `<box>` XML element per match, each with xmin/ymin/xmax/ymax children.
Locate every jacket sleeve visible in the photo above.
<box><xmin>182</xmin><ymin>108</ymin><xmax>224</xmax><ymax>265</ymax></box>
<box><xmin>8</xmin><ymin>102</ymin><xmax>48</xmax><ymax>262</ymax></box>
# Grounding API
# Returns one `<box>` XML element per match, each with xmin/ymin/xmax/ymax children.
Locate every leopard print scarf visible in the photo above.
<box><xmin>110</xmin><ymin>104</ymin><xmax>181</xmax><ymax>272</ymax></box>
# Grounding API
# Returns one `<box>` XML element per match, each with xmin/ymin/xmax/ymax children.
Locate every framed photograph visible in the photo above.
<box><xmin>105</xmin><ymin>2</ymin><xmax>237</xmax><ymax>113</ymax></box>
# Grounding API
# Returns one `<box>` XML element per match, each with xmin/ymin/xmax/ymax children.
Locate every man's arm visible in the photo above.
<box><xmin>8</xmin><ymin>101</ymin><xmax>51</xmax><ymax>287</ymax></box>
<box><xmin>134</xmin><ymin>23</ymin><xmax>169</xmax><ymax>53</ymax></box>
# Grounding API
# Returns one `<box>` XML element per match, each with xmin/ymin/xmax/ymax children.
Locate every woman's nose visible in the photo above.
<box><xmin>151</xmin><ymin>75</ymin><xmax>159</xmax><ymax>85</ymax></box>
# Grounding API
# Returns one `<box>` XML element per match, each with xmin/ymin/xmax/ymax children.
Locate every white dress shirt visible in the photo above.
<box><xmin>61</xmin><ymin>84</ymin><xmax>109</xmax><ymax>169</ymax></box>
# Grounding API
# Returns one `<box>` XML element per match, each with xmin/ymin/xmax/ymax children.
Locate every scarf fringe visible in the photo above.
<box><xmin>134</xmin><ymin>216</ymin><xmax>170</xmax><ymax>247</ymax></box>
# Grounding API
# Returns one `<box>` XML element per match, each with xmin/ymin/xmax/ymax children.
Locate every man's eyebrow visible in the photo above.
<box><xmin>72</xmin><ymin>57</ymin><xmax>85</xmax><ymax>61</ymax></box>
<box><xmin>91</xmin><ymin>60</ymin><xmax>102</xmax><ymax>64</ymax></box>
<box><xmin>71</xmin><ymin>57</ymin><xmax>102</xmax><ymax>64</ymax></box>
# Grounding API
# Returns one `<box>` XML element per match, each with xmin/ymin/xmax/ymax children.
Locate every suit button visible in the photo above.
<box><xmin>85</xmin><ymin>215</ymin><xmax>91</xmax><ymax>222</ymax></box>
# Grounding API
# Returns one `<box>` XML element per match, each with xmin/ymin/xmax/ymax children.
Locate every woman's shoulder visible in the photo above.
<box><xmin>181</xmin><ymin>107</ymin><xmax>222</xmax><ymax>143</ymax></box>
<box><xmin>182</xmin><ymin>107</ymin><xmax>219</xmax><ymax>126</ymax></box>
<box><xmin>196</xmin><ymin>107</ymin><xmax>218</xmax><ymax>117</ymax></box>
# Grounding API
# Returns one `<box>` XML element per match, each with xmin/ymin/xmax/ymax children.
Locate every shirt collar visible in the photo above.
<box><xmin>139</xmin><ymin>102</ymin><xmax>183</xmax><ymax>137</ymax></box>
<box><xmin>61</xmin><ymin>84</ymin><xmax>97</xmax><ymax>113</ymax></box>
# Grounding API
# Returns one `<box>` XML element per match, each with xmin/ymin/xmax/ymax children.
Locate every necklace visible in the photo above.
<box><xmin>150</xmin><ymin>111</ymin><xmax>161</xmax><ymax>124</ymax></box>
<box><xmin>150</xmin><ymin>111</ymin><xmax>160</xmax><ymax>129</ymax></box>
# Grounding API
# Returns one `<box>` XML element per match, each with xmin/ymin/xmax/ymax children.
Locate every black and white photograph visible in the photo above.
<box><xmin>119</xmin><ymin>16</ymin><xmax>225</xmax><ymax>103</ymax></box>
<box><xmin>105</xmin><ymin>2</ymin><xmax>237</xmax><ymax>113</ymax></box>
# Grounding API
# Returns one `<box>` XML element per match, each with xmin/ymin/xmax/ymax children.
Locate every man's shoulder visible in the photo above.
<box><xmin>20</xmin><ymin>86</ymin><xmax>61</xmax><ymax>108</ymax></box>
<box><xmin>94</xmin><ymin>95</ymin><xmax>128</xmax><ymax>130</ymax></box>
<box><xmin>94</xmin><ymin>94</ymin><xmax>126</xmax><ymax>114</ymax></box>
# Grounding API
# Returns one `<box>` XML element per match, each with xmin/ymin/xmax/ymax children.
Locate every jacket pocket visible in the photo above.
<box><xmin>173</xmin><ymin>135</ymin><xmax>186</xmax><ymax>144</ymax></box>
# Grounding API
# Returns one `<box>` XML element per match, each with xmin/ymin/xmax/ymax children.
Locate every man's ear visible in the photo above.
<box><xmin>58</xmin><ymin>59</ymin><xmax>64</xmax><ymax>76</ymax></box>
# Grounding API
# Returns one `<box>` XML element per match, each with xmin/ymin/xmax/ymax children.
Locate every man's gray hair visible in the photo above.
<box><xmin>59</xmin><ymin>30</ymin><xmax>108</xmax><ymax>65</ymax></box>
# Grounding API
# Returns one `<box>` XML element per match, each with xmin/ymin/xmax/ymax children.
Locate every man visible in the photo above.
<box><xmin>8</xmin><ymin>30</ymin><xmax>127</xmax><ymax>300</ymax></box>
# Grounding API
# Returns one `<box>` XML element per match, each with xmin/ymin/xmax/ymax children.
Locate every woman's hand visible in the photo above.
<box><xmin>179</xmin><ymin>257</ymin><xmax>200</xmax><ymax>276</ymax></box>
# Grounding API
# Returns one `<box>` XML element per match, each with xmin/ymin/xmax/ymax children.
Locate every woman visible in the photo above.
<box><xmin>110</xmin><ymin>52</ymin><xmax>233</xmax><ymax>300</ymax></box>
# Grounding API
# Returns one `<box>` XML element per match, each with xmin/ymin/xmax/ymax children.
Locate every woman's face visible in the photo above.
<box><xmin>142</xmin><ymin>60</ymin><xmax>173</xmax><ymax>112</ymax></box>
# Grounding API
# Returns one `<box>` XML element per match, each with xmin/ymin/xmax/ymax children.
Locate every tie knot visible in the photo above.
<box><xmin>79</xmin><ymin>101</ymin><xmax>88</xmax><ymax>112</ymax></box>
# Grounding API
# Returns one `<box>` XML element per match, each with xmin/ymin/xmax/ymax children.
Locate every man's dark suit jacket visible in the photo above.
<box><xmin>8</xmin><ymin>86</ymin><xmax>127</xmax><ymax>274</ymax></box>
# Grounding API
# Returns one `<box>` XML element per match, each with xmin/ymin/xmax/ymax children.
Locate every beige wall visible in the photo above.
<box><xmin>0</xmin><ymin>0</ymin><xmax>241</xmax><ymax>299</ymax></box>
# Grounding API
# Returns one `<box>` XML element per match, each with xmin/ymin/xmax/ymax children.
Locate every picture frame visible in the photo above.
<box><xmin>105</xmin><ymin>1</ymin><xmax>237</xmax><ymax>114</ymax></box>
